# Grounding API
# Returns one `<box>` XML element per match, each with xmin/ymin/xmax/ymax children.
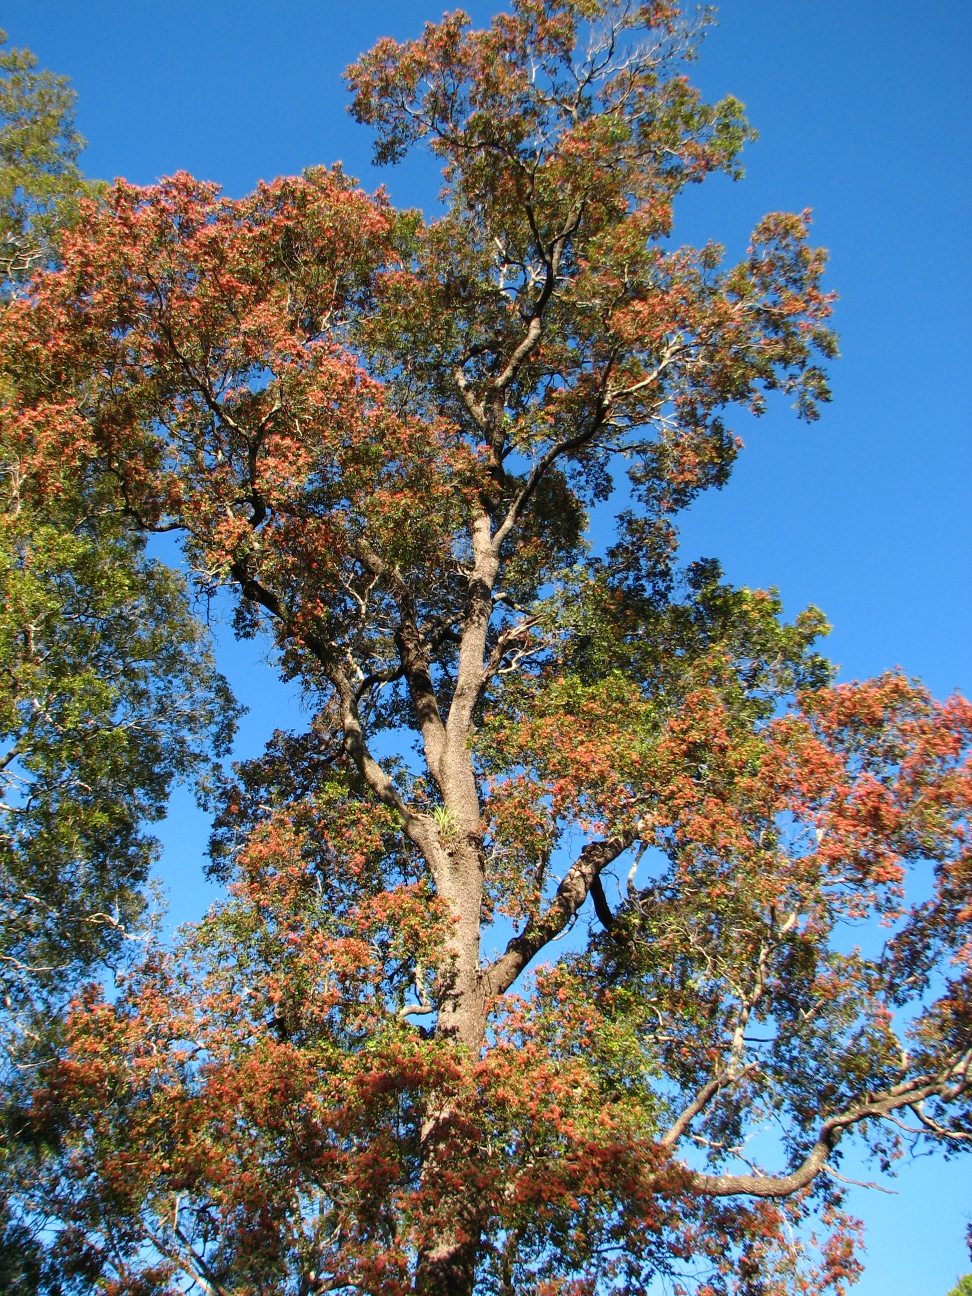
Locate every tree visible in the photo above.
<box><xmin>0</xmin><ymin>461</ymin><xmax>237</xmax><ymax>1041</ymax></box>
<box><xmin>0</xmin><ymin>27</ymin><xmax>93</xmax><ymax>286</ymax></box>
<box><xmin>0</xmin><ymin>466</ymin><xmax>238</xmax><ymax>1290</ymax></box>
<box><xmin>1</xmin><ymin>3</ymin><xmax>969</xmax><ymax>1293</ymax></box>
<box><xmin>0</xmin><ymin>34</ymin><xmax>239</xmax><ymax>1290</ymax></box>
<box><xmin>0</xmin><ymin>30</ymin><xmax>237</xmax><ymax>1060</ymax></box>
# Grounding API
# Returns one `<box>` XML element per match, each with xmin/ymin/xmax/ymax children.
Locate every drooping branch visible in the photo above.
<box><xmin>226</xmin><ymin>555</ymin><xmax>427</xmax><ymax>843</ymax></box>
<box><xmin>394</xmin><ymin>610</ymin><xmax>447</xmax><ymax>780</ymax></box>
<box><xmin>328</xmin><ymin>664</ymin><xmax>416</xmax><ymax>827</ymax></box>
<box><xmin>453</xmin><ymin>365</ymin><xmax>488</xmax><ymax>432</ymax></box>
<box><xmin>353</xmin><ymin>539</ymin><xmax>448</xmax><ymax>778</ymax></box>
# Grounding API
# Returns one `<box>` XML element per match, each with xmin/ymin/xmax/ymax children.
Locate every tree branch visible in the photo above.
<box><xmin>679</xmin><ymin>1068</ymin><xmax>970</xmax><ymax>1199</ymax></box>
<box><xmin>486</xmin><ymin>833</ymin><xmax>634</xmax><ymax>996</ymax></box>
<box><xmin>589</xmin><ymin>873</ymin><xmax>615</xmax><ymax>932</ymax></box>
<box><xmin>660</xmin><ymin>1064</ymin><xmax>756</xmax><ymax>1149</ymax></box>
<box><xmin>352</xmin><ymin>540</ymin><xmax>448</xmax><ymax>778</ymax></box>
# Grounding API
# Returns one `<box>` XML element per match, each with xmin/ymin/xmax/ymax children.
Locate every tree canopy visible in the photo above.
<box><xmin>0</xmin><ymin>4</ymin><xmax>968</xmax><ymax>1294</ymax></box>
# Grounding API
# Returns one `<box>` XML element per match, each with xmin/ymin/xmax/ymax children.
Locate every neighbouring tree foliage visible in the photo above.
<box><xmin>0</xmin><ymin>4</ymin><xmax>968</xmax><ymax>1294</ymax></box>
<box><xmin>0</xmin><ymin>28</ymin><xmax>93</xmax><ymax>287</ymax></box>
<box><xmin>0</xmin><ymin>31</ymin><xmax>237</xmax><ymax>1053</ymax></box>
<box><xmin>0</xmin><ymin>468</ymin><xmax>237</xmax><ymax>1036</ymax></box>
<box><xmin>0</xmin><ymin>34</ymin><xmax>239</xmax><ymax>1289</ymax></box>
<box><xmin>0</xmin><ymin>476</ymin><xmax>238</xmax><ymax>1294</ymax></box>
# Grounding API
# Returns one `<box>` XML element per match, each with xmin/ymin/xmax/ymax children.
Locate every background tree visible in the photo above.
<box><xmin>0</xmin><ymin>34</ymin><xmax>239</xmax><ymax>1289</ymax></box>
<box><xmin>0</xmin><ymin>27</ymin><xmax>237</xmax><ymax>1062</ymax></box>
<box><xmin>0</xmin><ymin>3</ymin><xmax>969</xmax><ymax>1294</ymax></box>
<box><xmin>0</xmin><ymin>459</ymin><xmax>238</xmax><ymax>1037</ymax></box>
<box><xmin>0</xmin><ymin>27</ymin><xmax>93</xmax><ymax>286</ymax></box>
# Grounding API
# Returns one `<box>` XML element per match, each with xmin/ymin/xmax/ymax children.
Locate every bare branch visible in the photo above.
<box><xmin>822</xmin><ymin>1166</ymin><xmax>898</xmax><ymax>1194</ymax></box>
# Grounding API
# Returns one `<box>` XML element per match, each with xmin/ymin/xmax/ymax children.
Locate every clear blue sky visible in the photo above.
<box><xmin>5</xmin><ymin>1</ymin><xmax>970</xmax><ymax>1290</ymax></box>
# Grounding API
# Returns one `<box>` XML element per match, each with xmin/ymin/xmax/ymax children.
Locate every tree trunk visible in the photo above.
<box><xmin>416</xmin><ymin>733</ymin><xmax>487</xmax><ymax>1293</ymax></box>
<box><xmin>415</xmin><ymin>1235</ymin><xmax>478</xmax><ymax>1296</ymax></box>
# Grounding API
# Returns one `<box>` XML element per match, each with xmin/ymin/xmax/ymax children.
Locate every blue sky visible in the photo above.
<box><xmin>5</xmin><ymin>1</ymin><xmax>970</xmax><ymax>1290</ymax></box>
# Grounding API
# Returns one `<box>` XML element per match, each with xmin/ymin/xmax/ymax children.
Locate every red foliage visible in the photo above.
<box><xmin>1</xmin><ymin>4</ymin><xmax>966</xmax><ymax>1294</ymax></box>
